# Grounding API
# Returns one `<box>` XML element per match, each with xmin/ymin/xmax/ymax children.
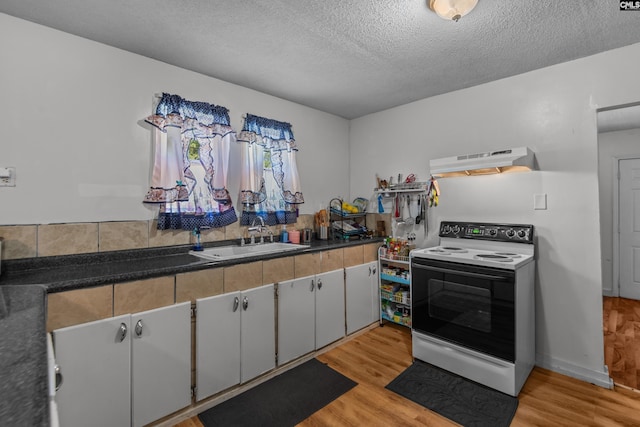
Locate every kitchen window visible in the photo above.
<box><xmin>144</xmin><ymin>93</ymin><xmax>237</xmax><ymax>230</ymax></box>
<box><xmin>237</xmin><ymin>113</ymin><xmax>304</xmax><ymax>225</ymax></box>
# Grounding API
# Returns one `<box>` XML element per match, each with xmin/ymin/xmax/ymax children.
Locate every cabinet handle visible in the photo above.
<box><xmin>317</xmin><ymin>279</ymin><xmax>323</xmax><ymax>290</ymax></box>
<box><xmin>372</xmin><ymin>266</ymin><xmax>377</xmax><ymax>275</ymax></box>
<box><xmin>135</xmin><ymin>319</ymin><xmax>143</xmax><ymax>337</ymax></box>
<box><xmin>310</xmin><ymin>279</ymin><xmax>315</xmax><ymax>292</ymax></box>
<box><xmin>242</xmin><ymin>296</ymin><xmax>249</xmax><ymax>311</ymax></box>
<box><xmin>117</xmin><ymin>322</ymin><xmax>128</xmax><ymax>342</ymax></box>
<box><xmin>233</xmin><ymin>296</ymin><xmax>240</xmax><ymax>312</ymax></box>
<box><xmin>369</xmin><ymin>266</ymin><xmax>372</xmax><ymax>276</ymax></box>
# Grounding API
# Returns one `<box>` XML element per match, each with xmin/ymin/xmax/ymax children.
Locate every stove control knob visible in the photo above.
<box><xmin>488</xmin><ymin>229</ymin><xmax>497</xmax><ymax>236</ymax></box>
<box><xmin>442</xmin><ymin>225</ymin><xmax>451</xmax><ymax>234</ymax></box>
<box><xmin>451</xmin><ymin>225</ymin><xmax>460</xmax><ymax>234</ymax></box>
<box><xmin>517</xmin><ymin>230</ymin><xmax>527</xmax><ymax>239</ymax></box>
<box><xmin>506</xmin><ymin>229</ymin><xmax>516</xmax><ymax>238</ymax></box>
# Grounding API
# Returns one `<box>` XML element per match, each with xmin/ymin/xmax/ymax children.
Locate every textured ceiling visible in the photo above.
<box><xmin>2</xmin><ymin>1</ymin><xmax>640</xmax><ymax>119</ymax></box>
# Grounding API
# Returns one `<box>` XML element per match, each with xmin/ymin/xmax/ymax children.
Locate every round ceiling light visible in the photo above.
<box><xmin>429</xmin><ymin>0</ymin><xmax>478</xmax><ymax>22</ymax></box>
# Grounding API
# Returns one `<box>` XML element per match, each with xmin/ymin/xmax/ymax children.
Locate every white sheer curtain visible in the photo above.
<box><xmin>144</xmin><ymin>93</ymin><xmax>237</xmax><ymax>230</ymax></box>
<box><xmin>237</xmin><ymin>114</ymin><xmax>304</xmax><ymax>225</ymax></box>
<box><xmin>144</xmin><ymin>125</ymin><xmax>188</xmax><ymax>204</ymax></box>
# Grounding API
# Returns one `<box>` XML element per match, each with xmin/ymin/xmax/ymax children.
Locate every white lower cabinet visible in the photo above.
<box><xmin>53</xmin><ymin>302</ymin><xmax>191</xmax><ymax>427</ymax></box>
<box><xmin>131</xmin><ymin>303</ymin><xmax>192</xmax><ymax>427</ymax></box>
<box><xmin>278</xmin><ymin>269</ymin><xmax>345</xmax><ymax>365</ymax></box>
<box><xmin>315</xmin><ymin>269</ymin><xmax>346</xmax><ymax>349</ymax></box>
<box><xmin>195</xmin><ymin>284</ymin><xmax>275</xmax><ymax>401</ymax></box>
<box><xmin>54</xmin><ymin>315</ymin><xmax>132</xmax><ymax>427</ymax></box>
<box><xmin>345</xmin><ymin>262</ymin><xmax>378</xmax><ymax>335</ymax></box>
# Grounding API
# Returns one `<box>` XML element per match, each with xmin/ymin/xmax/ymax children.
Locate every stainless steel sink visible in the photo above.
<box><xmin>189</xmin><ymin>242</ymin><xmax>310</xmax><ymax>261</ymax></box>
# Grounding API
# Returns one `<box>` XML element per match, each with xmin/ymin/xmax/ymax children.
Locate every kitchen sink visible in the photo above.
<box><xmin>189</xmin><ymin>242</ymin><xmax>310</xmax><ymax>261</ymax></box>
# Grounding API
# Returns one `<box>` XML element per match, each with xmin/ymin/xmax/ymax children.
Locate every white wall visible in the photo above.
<box><xmin>0</xmin><ymin>13</ymin><xmax>350</xmax><ymax>225</ymax></box>
<box><xmin>349</xmin><ymin>42</ymin><xmax>640</xmax><ymax>386</ymax></box>
<box><xmin>598</xmin><ymin>128</ymin><xmax>640</xmax><ymax>296</ymax></box>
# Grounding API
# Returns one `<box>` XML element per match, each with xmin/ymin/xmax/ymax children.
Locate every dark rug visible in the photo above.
<box><xmin>198</xmin><ymin>358</ymin><xmax>356</xmax><ymax>427</ymax></box>
<box><xmin>386</xmin><ymin>360</ymin><xmax>518</xmax><ymax>427</ymax></box>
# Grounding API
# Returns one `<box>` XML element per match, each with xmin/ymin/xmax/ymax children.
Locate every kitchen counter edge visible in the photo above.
<box><xmin>0</xmin><ymin>238</ymin><xmax>383</xmax><ymax>293</ymax></box>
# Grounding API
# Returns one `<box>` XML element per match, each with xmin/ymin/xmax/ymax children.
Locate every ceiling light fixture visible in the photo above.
<box><xmin>429</xmin><ymin>0</ymin><xmax>478</xmax><ymax>22</ymax></box>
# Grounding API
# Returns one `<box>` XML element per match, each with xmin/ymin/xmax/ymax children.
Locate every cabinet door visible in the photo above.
<box><xmin>196</xmin><ymin>292</ymin><xmax>241</xmax><ymax>401</ymax></box>
<box><xmin>241</xmin><ymin>284</ymin><xmax>276</xmax><ymax>383</ymax></box>
<box><xmin>277</xmin><ymin>276</ymin><xmax>316</xmax><ymax>365</ymax></box>
<box><xmin>54</xmin><ymin>315</ymin><xmax>131</xmax><ymax>427</ymax></box>
<box><xmin>345</xmin><ymin>263</ymin><xmax>375</xmax><ymax>334</ymax></box>
<box><xmin>131</xmin><ymin>302</ymin><xmax>191</xmax><ymax>427</ymax></box>
<box><xmin>315</xmin><ymin>269</ymin><xmax>345</xmax><ymax>349</ymax></box>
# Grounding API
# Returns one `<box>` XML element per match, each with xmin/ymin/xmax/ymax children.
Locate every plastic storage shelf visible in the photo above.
<box><xmin>378</xmin><ymin>247</ymin><xmax>411</xmax><ymax>328</ymax></box>
<box><xmin>380</xmin><ymin>273</ymin><xmax>410</xmax><ymax>285</ymax></box>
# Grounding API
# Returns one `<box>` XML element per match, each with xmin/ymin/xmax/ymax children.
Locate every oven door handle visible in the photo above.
<box><xmin>412</xmin><ymin>264</ymin><xmax>511</xmax><ymax>281</ymax></box>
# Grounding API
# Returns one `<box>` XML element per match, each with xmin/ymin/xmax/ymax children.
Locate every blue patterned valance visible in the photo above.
<box><xmin>153</xmin><ymin>93</ymin><xmax>231</xmax><ymax>126</ymax></box>
<box><xmin>238</xmin><ymin>114</ymin><xmax>295</xmax><ymax>143</ymax></box>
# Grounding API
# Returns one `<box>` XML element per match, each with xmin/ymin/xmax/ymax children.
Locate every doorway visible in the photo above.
<box><xmin>598</xmin><ymin>104</ymin><xmax>640</xmax><ymax>389</ymax></box>
<box><xmin>597</xmin><ymin>109</ymin><xmax>640</xmax><ymax>298</ymax></box>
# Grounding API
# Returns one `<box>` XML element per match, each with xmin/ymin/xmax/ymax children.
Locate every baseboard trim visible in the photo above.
<box><xmin>535</xmin><ymin>353</ymin><xmax>613</xmax><ymax>389</ymax></box>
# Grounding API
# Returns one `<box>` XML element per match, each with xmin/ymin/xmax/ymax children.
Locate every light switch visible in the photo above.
<box><xmin>533</xmin><ymin>193</ymin><xmax>547</xmax><ymax>210</ymax></box>
<box><xmin>0</xmin><ymin>167</ymin><xmax>16</xmax><ymax>187</ymax></box>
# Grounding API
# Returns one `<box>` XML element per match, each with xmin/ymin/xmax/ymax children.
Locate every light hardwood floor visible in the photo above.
<box><xmin>603</xmin><ymin>296</ymin><xmax>640</xmax><ymax>390</ymax></box>
<box><xmin>175</xmin><ymin>322</ymin><xmax>640</xmax><ymax>427</ymax></box>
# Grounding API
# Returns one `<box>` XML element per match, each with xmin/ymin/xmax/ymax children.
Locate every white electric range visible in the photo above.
<box><xmin>410</xmin><ymin>221</ymin><xmax>536</xmax><ymax>396</ymax></box>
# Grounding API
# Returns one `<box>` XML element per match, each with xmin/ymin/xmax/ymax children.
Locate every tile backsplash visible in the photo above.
<box><xmin>38</xmin><ymin>223</ymin><xmax>99</xmax><ymax>257</ymax></box>
<box><xmin>0</xmin><ymin>214</ymin><xmax>320</xmax><ymax>260</ymax></box>
<box><xmin>0</xmin><ymin>225</ymin><xmax>37</xmax><ymax>259</ymax></box>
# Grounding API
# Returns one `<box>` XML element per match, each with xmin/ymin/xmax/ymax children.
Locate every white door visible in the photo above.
<box><xmin>620</xmin><ymin>158</ymin><xmax>640</xmax><ymax>299</ymax></box>
<box><xmin>131</xmin><ymin>302</ymin><xmax>191</xmax><ymax>427</ymax></box>
<box><xmin>315</xmin><ymin>269</ymin><xmax>345</xmax><ymax>349</ymax></box>
<box><xmin>54</xmin><ymin>315</ymin><xmax>131</xmax><ymax>427</ymax></box>
<box><xmin>241</xmin><ymin>284</ymin><xmax>276</xmax><ymax>382</ymax></box>
<box><xmin>196</xmin><ymin>292</ymin><xmax>241</xmax><ymax>401</ymax></box>
<box><xmin>277</xmin><ymin>276</ymin><xmax>316</xmax><ymax>365</ymax></box>
<box><xmin>345</xmin><ymin>264</ymin><xmax>374</xmax><ymax>334</ymax></box>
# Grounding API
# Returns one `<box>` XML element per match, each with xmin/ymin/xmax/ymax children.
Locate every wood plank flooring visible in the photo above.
<box><xmin>603</xmin><ymin>296</ymin><xmax>640</xmax><ymax>390</ymax></box>
<box><xmin>174</xmin><ymin>321</ymin><xmax>640</xmax><ymax>427</ymax></box>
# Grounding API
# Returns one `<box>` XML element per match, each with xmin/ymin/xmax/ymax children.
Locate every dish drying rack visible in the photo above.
<box><xmin>328</xmin><ymin>197</ymin><xmax>368</xmax><ymax>240</ymax></box>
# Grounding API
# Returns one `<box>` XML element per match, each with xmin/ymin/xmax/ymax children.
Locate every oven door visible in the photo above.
<box><xmin>411</xmin><ymin>257</ymin><xmax>516</xmax><ymax>362</ymax></box>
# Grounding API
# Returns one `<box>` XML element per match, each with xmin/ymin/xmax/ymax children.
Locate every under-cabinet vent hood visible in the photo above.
<box><xmin>430</xmin><ymin>147</ymin><xmax>535</xmax><ymax>178</ymax></box>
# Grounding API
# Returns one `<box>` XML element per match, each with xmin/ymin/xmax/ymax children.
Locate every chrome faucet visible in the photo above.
<box><xmin>250</xmin><ymin>216</ymin><xmax>265</xmax><ymax>230</ymax></box>
<box><xmin>246</xmin><ymin>216</ymin><xmax>268</xmax><ymax>245</ymax></box>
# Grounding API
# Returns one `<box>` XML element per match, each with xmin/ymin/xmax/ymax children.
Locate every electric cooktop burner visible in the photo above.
<box><xmin>494</xmin><ymin>252</ymin><xmax>522</xmax><ymax>258</ymax></box>
<box><xmin>429</xmin><ymin>249</ymin><xmax>451</xmax><ymax>254</ymax></box>
<box><xmin>475</xmin><ymin>253</ymin><xmax>513</xmax><ymax>262</ymax></box>
<box><xmin>440</xmin><ymin>247</ymin><xmax>467</xmax><ymax>252</ymax></box>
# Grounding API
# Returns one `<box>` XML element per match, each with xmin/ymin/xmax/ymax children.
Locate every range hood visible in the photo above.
<box><xmin>430</xmin><ymin>147</ymin><xmax>535</xmax><ymax>178</ymax></box>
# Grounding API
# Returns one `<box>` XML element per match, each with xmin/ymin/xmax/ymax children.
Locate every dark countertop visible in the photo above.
<box><xmin>0</xmin><ymin>285</ymin><xmax>49</xmax><ymax>427</ymax></box>
<box><xmin>0</xmin><ymin>237</ymin><xmax>380</xmax><ymax>425</ymax></box>
<box><xmin>0</xmin><ymin>237</ymin><xmax>381</xmax><ymax>293</ymax></box>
